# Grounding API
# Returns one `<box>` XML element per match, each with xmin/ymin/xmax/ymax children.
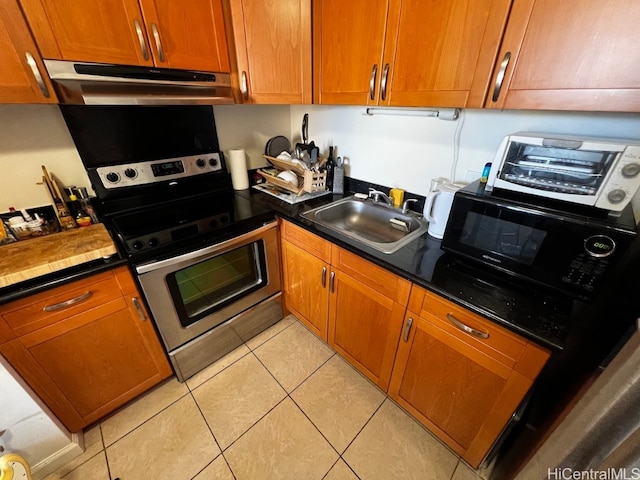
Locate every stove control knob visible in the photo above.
<box><xmin>196</xmin><ymin>158</ymin><xmax>206</xmax><ymax>168</ymax></box>
<box><xmin>124</xmin><ymin>168</ymin><xmax>137</xmax><ymax>178</ymax></box>
<box><xmin>106</xmin><ymin>172</ymin><xmax>120</xmax><ymax>183</ymax></box>
<box><xmin>209</xmin><ymin>157</ymin><xmax>218</xmax><ymax>167</ymax></box>
<box><xmin>132</xmin><ymin>240</ymin><xmax>144</xmax><ymax>250</ymax></box>
<box><xmin>148</xmin><ymin>237</ymin><xmax>159</xmax><ymax>247</ymax></box>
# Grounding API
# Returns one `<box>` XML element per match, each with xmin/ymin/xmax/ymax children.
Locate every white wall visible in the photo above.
<box><xmin>0</xmin><ymin>105</ymin><xmax>89</xmax><ymax>211</ymax></box>
<box><xmin>290</xmin><ymin>105</ymin><xmax>640</xmax><ymax>198</ymax></box>
<box><xmin>0</xmin><ymin>361</ymin><xmax>81</xmax><ymax>479</ymax></box>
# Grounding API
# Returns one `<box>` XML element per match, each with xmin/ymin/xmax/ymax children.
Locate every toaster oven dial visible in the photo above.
<box><xmin>124</xmin><ymin>168</ymin><xmax>137</xmax><ymax>179</ymax></box>
<box><xmin>607</xmin><ymin>189</ymin><xmax>626</xmax><ymax>204</ymax></box>
<box><xmin>584</xmin><ymin>235</ymin><xmax>616</xmax><ymax>258</ymax></box>
<box><xmin>621</xmin><ymin>162</ymin><xmax>640</xmax><ymax>178</ymax></box>
<box><xmin>196</xmin><ymin>158</ymin><xmax>206</xmax><ymax>168</ymax></box>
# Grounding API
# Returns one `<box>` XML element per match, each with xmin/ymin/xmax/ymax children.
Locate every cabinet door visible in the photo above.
<box><xmin>384</xmin><ymin>0</ymin><xmax>511</xmax><ymax>107</ymax></box>
<box><xmin>229</xmin><ymin>0</ymin><xmax>311</xmax><ymax>103</ymax></box>
<box><xmin>487</xmin><ymin>0</ymin><xmax>640</xmax><ymax>112</ymax></box>
<box><xmin>19</xmin><ymin>0</ymin><xmax>153</xmax><ymax>66</ymax></box>
<box><xmin>139</xmin><ymin>0</ymin><xmax>230</xmax><ymax>72</ymax></box>
<box><xmin>0</xmin><ymin>0</ymin><xmax>56</xmax><ymax>103</ymax></box>
<box><xmin>313</xmin><ymin>0</ymin><xmax>389</xmax><ymax>105</ymax></box>
<box><xmin>1</xmin><ymin>294</ymin><xmax>171</xmax><ymax>432</ymax></box>
<box><xmin>281</xmin><ymin>239</ymin><xmax>329</xmax><ymax>340</ymax></box>
<box><xmin>328</xmin><ymin>269</ymin><xmax>406</xmax><ymax>390</ymax></box>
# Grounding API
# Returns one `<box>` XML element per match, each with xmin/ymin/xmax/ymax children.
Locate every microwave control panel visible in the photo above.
<box><xmin>561</xmin><ymin>235</ymin><xmax>616</xmax><ymax>292</ymax></box>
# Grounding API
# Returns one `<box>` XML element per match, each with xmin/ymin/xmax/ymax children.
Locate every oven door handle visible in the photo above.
<box><xmin>135</xmin><ymin>221</ymin><xmax>276</xmax><ymax>274</ymax></box>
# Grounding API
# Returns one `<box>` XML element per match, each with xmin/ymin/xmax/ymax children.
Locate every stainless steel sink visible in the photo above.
<box><xmin>300</xmin><ymin>196</ymin><xmax>428</xmax><ymax>254</ymax></box>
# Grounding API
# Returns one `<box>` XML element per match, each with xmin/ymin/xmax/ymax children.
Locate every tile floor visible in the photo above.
<box><xmin>43</xmin><ymin>315</ymin><xmax>490</xmax><ymax>480</ymax></box>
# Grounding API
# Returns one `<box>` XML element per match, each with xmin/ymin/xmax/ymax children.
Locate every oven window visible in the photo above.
<box><xmin>460</xmin><ymin>212</ymin><xmax>547</xmax><ymax>266</ymax></box>
<box><xmin>499</xmin><ymin>142</ymin><xmax>617</xmax><ymax>195</ymax></box>
<box><xmin>167</xmin><ymin>241</ymin><xmax>267</xmax><ymax>327</ymax></box>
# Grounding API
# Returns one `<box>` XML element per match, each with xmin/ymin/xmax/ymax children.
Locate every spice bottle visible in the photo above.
<box><xmin>69</xmin><ymin>194</ymin><xmax>93</xmax><ymax>227</ymax></box>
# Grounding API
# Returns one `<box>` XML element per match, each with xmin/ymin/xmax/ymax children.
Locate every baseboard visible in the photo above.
<box><xmin>31</xmin><ymin>431</ymin><xmax>84</xmax><ymax>480</ymax></box>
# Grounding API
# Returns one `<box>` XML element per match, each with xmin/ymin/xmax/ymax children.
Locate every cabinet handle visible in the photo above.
<box><xmin>446</xmin><ymin>313</ymin><xmax>489</xmax><ymax>339</ymax></box>
<box><xmin>240</xmin><ymin>71</ymin><xmax>249</xmax><ymax>100</ymax></box>
<box><xmin>402</xmin><ymin>317</ymin><xmax>414</xmax><ymax>342</ymax></box>
<box><xmin>321</xmin><ymin>266</ymin><xmax>327</xmax><ymax>288</ymax></box>
<box><xmin>329</xmin><ymin>271</ymin><xmax>335</xmax><ymax>293</ymax></box>
<box><xmin>369</xmin><ymin>64</ymin><xmax>378</xmax><ymax>101</ymax></box>
<box><xmin>25</xmin><ymin>52</ymin><xmax>50</xmax><ymax>98</ymax></box>
<box><xmin>132</xmin><ymin>297</ymin><xmax>147</xmax><ymax>321</ymax></box>
<box><xmin>491</xmin><ymin>52</ymin><xmax>511</xmax><ymax>102</ymax></box>
<box><xmin>43</xmin><ymin>291</ymin><xmax>92</xmax><ymax>312</ymax></box>
<box><xmin>133</xmin><ymin>19</ymin><xmax>150</xmax><ymax>61</ymax></box>
<box><xmin>380</xmin><ymin>63</ymin><xmax>390</xmax><ymax>101</ymax></box>
<box><xmin>150</xmin><ymin>23</ymin><xmax>165</xmax><ymax>62</ymax></box>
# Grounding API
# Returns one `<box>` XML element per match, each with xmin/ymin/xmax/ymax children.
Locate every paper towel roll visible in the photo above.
<box><xmin>228</xmin><ymin>148</ymin><xmax>249</xmax><ymax>190</ymax></box>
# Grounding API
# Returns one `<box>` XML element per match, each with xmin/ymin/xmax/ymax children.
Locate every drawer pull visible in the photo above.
<box><xmin>25</xmin><ymin>53</ymin><xmax>50</xmax><ymax>98</ymax></box>
<box><xmin>402</xmin><ymin>317</ymin><xmax>413</xmax><ymax>342</ymax></box>
<box><xmin>132</xmin><ymin>297</ymin><xmax>146</xmax><ymax>321</ymax></box>
<box><xmin>133</xmin><ymin>19</ymin><xmax>150</xmax><ymax>60</ymax></box>
<box><xmin>43</xmin><ymin>291</ymin><xmax>93</xmax><ymax>312</ymax></box>
<box><xmin>151</xmin><ymin>23</ymin><xmax>165</xmax><ymax>62</ymax></box>
<box><xmin>321</xmin><ymin>266</ymin><xmax>327</xmax><ymax>288</ymax></box>
<box><xmin>380</xmin><ymin>63</ymin><xmax>390</xmax><ymax>101</ymax></box>
<box><xmin>446</xmin><ymin>313</ymin><xmax>489</xmax><ymax>339</ymax></box>
<box><xmin>491</xmin><ymin>51</ymin><xmax>511</xmax><ymax>102</ymax></box>
<box><xmin>241</xmin><ymin>71</ymin><xmax>249</xmax><ymax>100</ymax></box>
<box><xmin>329</xmin><ymin>271</ymin><xmax>335</xmax><ymax>293</ymax></box>
<box><xmin>369</xmin><ymin>64</ymin><xmax>378</xmax><ymax>101</ymax></box>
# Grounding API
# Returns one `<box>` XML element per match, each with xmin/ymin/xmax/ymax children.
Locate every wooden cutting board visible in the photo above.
<box><xmin>0</xmin><ymin>223</ymin><xmax>118</xmax><ymax>288</ymax></box>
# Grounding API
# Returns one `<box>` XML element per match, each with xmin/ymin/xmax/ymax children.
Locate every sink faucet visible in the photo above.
<box><xmin>368</xmin><ymin>188</ymin><xmax>393</xmax><ymax>206</ymax></box>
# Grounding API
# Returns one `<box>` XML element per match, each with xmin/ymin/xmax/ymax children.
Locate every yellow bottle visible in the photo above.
<box><xmin>0</xmin><ymin>453</ymin><xmax>33</xmax><ymax>480</ymax></box>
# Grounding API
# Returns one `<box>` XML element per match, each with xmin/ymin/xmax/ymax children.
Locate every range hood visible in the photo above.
<box><xmin>44</xmin><ymin>60</ymin><xmax>235</xmax><ymax>106</ymax></box>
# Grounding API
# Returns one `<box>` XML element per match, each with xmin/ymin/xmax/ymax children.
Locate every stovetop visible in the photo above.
<box><xmin>107</xmin><ymin>190</ymin><xmax>276</xmax><ymax>264</ymax></box>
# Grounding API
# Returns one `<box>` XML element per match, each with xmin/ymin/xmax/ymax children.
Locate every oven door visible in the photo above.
<box><xmin>135</xmin><ymin>222</ymin><xmax>281</xmax><ymax>352</ymax></box>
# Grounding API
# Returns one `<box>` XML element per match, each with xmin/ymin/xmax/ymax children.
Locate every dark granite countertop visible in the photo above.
<box><xmin>239</xmin><ymin>188</ymin><xmax>574</xmax><ymax>351</ymax></box>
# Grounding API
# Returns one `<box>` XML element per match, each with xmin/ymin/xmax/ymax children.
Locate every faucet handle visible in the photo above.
<box><xmin>402</xmin><ymin>198</ymin><xmax>418</xmax><ymax>213</ymax></box>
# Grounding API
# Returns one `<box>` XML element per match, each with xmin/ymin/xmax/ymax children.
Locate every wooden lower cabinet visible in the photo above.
<box><xmin>389</xmin><ymin>285</ymin><xmax>550</xmax><ymax>468</ymax></box>
<box><xmin>280</xmin><ymin>220</ymin><xmax>410</xmax><ymax>389</ymax></box>
<box><xmin>0</xmin><ymin>266</ymin><xmax>172</xmax><ymax>432</ymax></box>
<box><xmin>280</xmin><ymin>220</ymin><xmax>332</xmax><ymax>340</ymax></box>
<box><xmin>328</xmin><ymin>247</ymin><xmax>410</xmax><ymax>391</ymax></box>
<box><xmin>279</xmin><ymin>220</ymin><xmax>551</xmax><ymax>467</ymax></box>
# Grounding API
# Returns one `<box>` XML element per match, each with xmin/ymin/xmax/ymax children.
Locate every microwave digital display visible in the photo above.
<box><xmin>459</xmin><ymin>212</ymin><xmax>547</xmax><ymax>266</ymax></box>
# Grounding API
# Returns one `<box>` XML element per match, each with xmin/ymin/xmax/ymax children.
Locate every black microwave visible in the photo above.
<box><xmin>441</xmin><ymin>181</ymin><xmax>637</xmax><ymax>299</ymax></box>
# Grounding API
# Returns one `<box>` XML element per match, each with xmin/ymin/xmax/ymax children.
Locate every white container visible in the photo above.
<box><xmin>423</xmin><ymin>182</ymin><xmax>462</xmax><ymax>239</ymax></box>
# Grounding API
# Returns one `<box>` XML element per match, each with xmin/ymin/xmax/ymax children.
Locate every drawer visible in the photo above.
<box><xmin>331</xmin><ymin>246</ymin><xmax>410</xmax><ymax>305</ymax></box>
<box><xmin>280</xmin><ymin>219</ymin><xmax>332</xmax><ymax>262</ymax></box>
<box><xmin>0</xmin><ymin>269</ymin><xmax>123</xmax><ymax>338</ymax></box>
<box><xmin>408</xmin><ymin>285</ymin><xmax>527</xmax><ymax>369</ymax></box>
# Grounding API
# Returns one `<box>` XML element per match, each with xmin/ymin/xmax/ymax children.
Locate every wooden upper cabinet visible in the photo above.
<box><xmin>0</xmin><ymin>0</ymin><xmax>57</xmax><ymax>103</ymax></box>
<box><xmin>313</xmin><ymin>0</ymin><xmax>389</xmax><ymax>105</ymax></box>
<box><xmin>313</xmin><ymin>0</ymin><xmax>511</xmax><ymax>107</ymax></box>
<box><xmin>229</xmin><ymin>0</ymin><xmax>311</xmax><ymax>104</ymax></box>
<box><xmin>385</xmin><ymin>0</ymin><xmax>511</xmax><ymax>107</ymax></box>
<box><xmin>19</xmin><ymin>0</ymin><xmax>153</xmax><ymax>66</ymax></box>
<box><xmin>487</xmin><ymin>0</ymin><xmax>640</xmax><ymax>112</ymax></box>
<box><xmin>19</xmin><ymin>0</ymin><xmax>230</xmax><ymax>72</ymax></box>
<box><xmin>139</xmin><ymin>0</ymin><xmax>230</xmax><ymax>72</ymax></box>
